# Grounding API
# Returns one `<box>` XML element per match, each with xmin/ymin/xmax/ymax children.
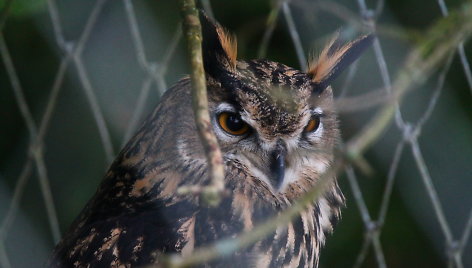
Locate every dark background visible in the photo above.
<box><xmin>0</xmin><ymin>0</ymin><xmax>471</xmax><ymax>267</ymax></box>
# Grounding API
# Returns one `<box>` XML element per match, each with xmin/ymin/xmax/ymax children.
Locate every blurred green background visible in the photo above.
<box><xmin>0</xmin><ymin>0</ymin><xmax>471</xmax><ymax>267</ymax></box>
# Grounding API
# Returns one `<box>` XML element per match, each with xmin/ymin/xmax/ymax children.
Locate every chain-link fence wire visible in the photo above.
<box><xmin>0</xmin><ymin>0</ymin><xmax>471</xmax><ymax>267</ymax></box>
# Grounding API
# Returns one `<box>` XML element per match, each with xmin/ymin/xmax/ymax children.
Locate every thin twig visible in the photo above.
<box><xmin>334</xmin><ymin>88</ymin><xmax>390</xmax><ymax>113</ymax></box>
<box><xmin>178</xmin><ymin>0</ymin><xmax>225</xmax><ymax>206</ymax></box>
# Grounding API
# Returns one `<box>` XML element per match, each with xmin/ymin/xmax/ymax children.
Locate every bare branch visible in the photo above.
<box><xmin>178</xmin><ymin>0</ymin><xmax>225</xmax><ymax>206</ymax></box>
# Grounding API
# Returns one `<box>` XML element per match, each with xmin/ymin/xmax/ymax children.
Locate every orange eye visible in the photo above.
<box><xmin>304</xmin><ymin>115</ymin><xmax>320</xmax><ymax>133</ymax></box>
<box><xmin>218</xmin><ymin>112</ymin><xmax>249</xmax><ymax>136</ymax></box>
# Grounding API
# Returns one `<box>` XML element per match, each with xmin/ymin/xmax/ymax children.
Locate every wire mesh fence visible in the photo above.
<box><xmin>0</xmin><ymin>0</ymin><xmax>471</xmax><ymax>267</ymax></box>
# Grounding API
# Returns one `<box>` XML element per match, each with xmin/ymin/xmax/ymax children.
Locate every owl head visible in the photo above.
<box><xmin>193</xmin><ymin>13</ymin><xmax>372</xmax><ymax>199</ymax></box>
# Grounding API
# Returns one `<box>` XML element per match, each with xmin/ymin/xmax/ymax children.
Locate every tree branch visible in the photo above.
<box><xmin>178</xmin><ymin>0</ymin><xmax>225</xmax><ymax>206</ymax></box>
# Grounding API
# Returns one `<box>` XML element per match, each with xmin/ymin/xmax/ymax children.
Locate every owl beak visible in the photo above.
<box><xmin>270</xmin><ymin>140</ymin><xmax>287</xmax><ymax>190</ymax></box>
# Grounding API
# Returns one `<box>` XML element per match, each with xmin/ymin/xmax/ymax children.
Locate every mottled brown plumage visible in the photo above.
<box><xmin>48</xmin><ymin>12</ymin><xmax>372</xmax><ymax>268</ymax></box>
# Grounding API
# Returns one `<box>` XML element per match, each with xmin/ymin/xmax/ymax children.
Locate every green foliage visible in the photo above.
<box><xmin>0</xmin><ymin>0</ymin><xmax>47</xmax><ymax>17</ymax></box>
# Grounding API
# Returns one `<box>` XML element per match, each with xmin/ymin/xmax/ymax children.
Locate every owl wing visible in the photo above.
<box><xmin>47</xmin><ymin>80</ymin><xmax>206</xmax><ymax>267</ymax></box>
<box><xmin>48</xmin><ymin>197</ymin><xmax>197</xmax><ymax>267</ymax></box>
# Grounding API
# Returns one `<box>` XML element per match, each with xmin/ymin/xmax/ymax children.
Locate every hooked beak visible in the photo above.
<box><xmin>270</xmin><ymin>140</ymin><xmax>287</xmax><ymax>190</ymax></box>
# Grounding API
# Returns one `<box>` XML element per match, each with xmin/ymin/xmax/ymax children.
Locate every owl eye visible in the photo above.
<box><xmin>217</xmin><ymin>112</ymin><xmax>250</xmax><ymax>136</ymax></box>
<box><xmin>304</xmin><ymin>115</ymin><xmax>321</xmax><ymax>133</ymax></box>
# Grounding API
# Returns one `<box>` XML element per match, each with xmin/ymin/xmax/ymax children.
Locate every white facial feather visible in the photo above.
<box><xmin>177</xmin><ymin>138</ymin><xmax>206</xmax><ymax>167</ymax></box>
<box><xmin>319</xmin><ymin>197</ymin><xmax>337</xmax><ymax>246</ymax></box>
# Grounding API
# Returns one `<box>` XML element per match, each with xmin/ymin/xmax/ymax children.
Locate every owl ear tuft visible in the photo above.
<box><xmin>200</xmin><ymin>11</ymin><xmax>238</xmax><ymax>78</ymax></box>
<box><xmin>308</xmin><ymin>33</ymin><xmax>374</xmax><ymax>93</ymax></box>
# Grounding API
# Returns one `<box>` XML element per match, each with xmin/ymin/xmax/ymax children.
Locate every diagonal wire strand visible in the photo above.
<box><xmin>352</xmin><ymin>235</ymin><xmax>372</xmax><ymax>268</ymax></box>
<box><xmin>346</xmin><ymin>167</ymin><xmax>372</xmax><ymax>225</ymax></box>
<box><xmin>0</xmin><ymin>34</ymin><xmax>38</xmax><ymax>139</ymax></box>
<box><xmin>122</xmin><ymin>76</ymin><xmax>153</xmax><ymax>144</ymax></box>
<box><xmin>121</xmin><ymin>0</ymin><xmax>182</xmax><ymax>144</ymax></box>
<box><xmin>416</xmin><ymin>53</ymin><xmax>454</xmax><ymax>128</ymax></box>
<box><xmin>0</xmin><ymin>240</ymin><xmax>11</xmax><ymax>268</ymax></box>
<box><xmin>0</xmin><ymin>57</ymin><xmax>70</xmax><ymax>245</ymax></box>
<box><xmin>282</xmin><ymin>1</ymin><xmax>307</xmax><ymax>71</ymax></box>
<box><xmin>459</xmin><ymin>209</ymin><xmax>472</xmax><ymax>252</ymax></box>
<box><xmin>123</xmin><ymin>0</ymin><xmax>148</xmax><ymax>69</ymax></box>
<box><xmin>0</xmin><ymin>0</ymin><xmax>114</xmax><ymax>245</ymax></box>
<box><xmin>73</xmin><ymin>54</ymin><xmax>115</xmax><ymax>162</ymax></box>
<box><xmin>357</xmin><ymin>0</ymin><xmax>406</xmax><ymax>130</ymax></box>
<box><xmin>409</xmin><ymin>138</ymin><xmax>463</xmax><ymax>268</ymax></box>
<box><xmin>456</xmin><ymin>44</ymin><xmax>472</xmax><ymax>95</ymax></box>
<box><xmin>3</xmin><ymin>0</ymin><xmax>116</xmax><ymax>246</ymax></box>
<box><xmin>0</xmin><ymin>33</ymin><xmax>61</xmax><ymax>243</ymax></box>
<box><xmin>0</xmin><ymin>161</ymin><xmax>33</xmax><ymax>240</ymax></box>
<box><xmin>0</xmin><ymin>0</ymin><xmax>14</xmax><ymax>31</ymax></box>
<box><xmin>377</xmin><ymin>140</ymin><xmax>405</xmax><ymax>227</ymax></box>
<box><xmin>338</xmin><ymin>61</ymin><xmax>359</xmax><ymax>98</ymax></box>
<box><xmin>258</xmin><ymin>0</ymin><xmax>282</xmax><ymax>59</ymax></box>
<box><xmin>48</xmin><ymin>0</ymin><xmax>115</xmax><ymax>164</ymax></box>
<box><xmin>346</xmin><ymin>167</ymin><xmax>387</xmax><ymax>268</ymax></box>
<box><xmin>436</xmin><ymin>0</ymin><xmax>472</xmax><ymax>95</ymax></box>
<box><xmin>2</xmin><ymin>0</ymin><xmax>114</xmax><ymax>245</ymax></box>
<box><xmin>160</xmin><ymin>25</ymin><xmax>182</xmax><ymax>74</ymax></box>
<box><xmin>409</xmin><ymin>139</ymin><xmax>454</xmax><ymax>250</ymax></box>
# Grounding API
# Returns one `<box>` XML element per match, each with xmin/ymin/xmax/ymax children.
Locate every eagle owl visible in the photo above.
<box><xmin>48</xmin><ymin>12</ymin><xmax>372</xmax><ymax>268</ymax></box>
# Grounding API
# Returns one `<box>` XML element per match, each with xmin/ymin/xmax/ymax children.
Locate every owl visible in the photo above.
<box><xmin>48</xmin><ymin>12</ymin><xmax>372</xmax><ymax>268</ymax></box>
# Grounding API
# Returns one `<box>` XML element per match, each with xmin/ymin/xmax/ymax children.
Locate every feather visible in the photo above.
<box><xmin>308</xmin><ymin>33</ymin><xmax>374</xmax><ymax>92</ymax></box>
<box><xmin>216</xmin><ymin>26</ymin><xmax>237</xmax><ymax>68</ymax></box>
